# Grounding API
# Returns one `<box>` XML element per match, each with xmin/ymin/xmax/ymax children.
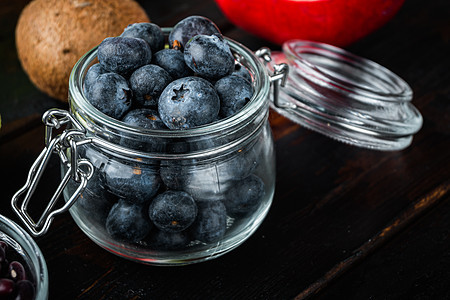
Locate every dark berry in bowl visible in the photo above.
<box><xmin>159</xmin><ymin>162</ymin><xmax>233</xmax><ymax>202</ymax></box>
<box><xmin>232</xmin><ymin>62</ymin><xmax>252</xmax><ymax>83</ymax></box>
<box><xmin>149</xmin><ymin>190</ymin><xmax>198</xmax><ymax>233</ymax></box>
<box><xmin>218</xmin><ymin>146</ymin><xmax>259</xmax><ymax>180</ymax></box>
<box><xmin>120</xmin><ymin>108</ymin><xmax>168</xmax><ymax>151</ymax></box>
<box><xmin>83</xmin><ymin>63</ymin><xmax>107</xmax><ymax>95</ymax></box>
<box><xmin>158</xmin><ymin>76</ymin><xmax>220</xmax><ymax>129</ymax></box>
<box><xmin>98</xmin><ymin>36</ymin><xmax>152</xmax><ymax>76</ymax></box>
<box><xmin>76</xmin><ymin>191</ymin><xmax>115</xmax><ymax>228</ymax></box>
<box><xmin>169</xmin><ymin>15</ymin><xmax>221</xmax><ymax>49</ymax></box>
<box><xmin>215</xmin><ymin>74</ymin><xmax>254</xmax><ymax>118</ymax></box>
<box><xmin>121</xmin><ymin>22</ymin><xmax>164</xmax><ymax>53</ymax></box>
<box><xmin>74</xmin><ymin>163</ymin><xmax>115</xmax><ymax>227</ymax></box>
<box><xmin>121</xmin><ymin>108</ymin><xmax>167</xmax><ymax>131</ymax></box>
<box><xmin>184</xmin><ymin>34</ymin><xmax>235</xmax><ymax>81</ymax></box>
<box><xmin>152</xmin><ymin>48</ymin><xmax>192</xmax><ymax>79</ymax></box>
<box><xmin>224</xmin><ymin>174</ymin><xmax>265</xmax><ymax>218</ymax></box>
<box><xmin>104</xmin><ymin>159</ymin><xmax>161</xmax><ymax>205</ymax></box>
<box><xmin>84</xmin><ymin>72</ymin><xmax>132</xmax><ymax>120</ymax></box>
<box><xmin>129</xmin><ymin>64</ymin><xmax>172</xmax><ymax>107</ymax></box>
<box><xmin>160</xmin><ymin>145</ymin><xmax>258</xmax><ymax>202</ymax></box>
<box><xmin>190</xmin><ymin>201</ymin><xmax>227</xmax><ymax>243</ymax></box>
<box><xmin>106</xmin><ymin>199</ymin><xmax>152</xmax><ymax>243</ymax></box>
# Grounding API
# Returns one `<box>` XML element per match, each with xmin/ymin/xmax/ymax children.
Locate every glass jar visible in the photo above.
<box><xmin>0</xmin><ymin>214</ymin><xmax>48</xmax><ymax>299</ymax></box>
<box><xmin>30</xmin><ymin>33</ymin><xmax>273</xmax><ymax>266</ymax></box>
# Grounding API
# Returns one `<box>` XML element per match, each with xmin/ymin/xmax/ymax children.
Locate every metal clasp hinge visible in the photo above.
<box><xmin>255</xmin><ymin>47</ymin><xmax>290</xmax><ymax>109</ymax></box>
<box><xmin>11</xmin><ymin>109</ymin><xmax>94</xmax><ymax>237</ymax></box>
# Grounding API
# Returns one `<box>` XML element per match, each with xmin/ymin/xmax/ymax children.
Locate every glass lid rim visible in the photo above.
<box><xmin>282</xmin><ymin>39</ymin><xmax>413</xmax><ymax>103</ymax></box>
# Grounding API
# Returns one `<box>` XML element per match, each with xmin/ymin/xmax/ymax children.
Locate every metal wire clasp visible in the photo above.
<box><xmin>255</xmin><ymin>47</ymin><xmax>290</xmax><ymax>108</ymax></box>
<box><xmin>11</xmin><ymin>109</ymin><xmax>94</xmax><ymax>237</ymax></box>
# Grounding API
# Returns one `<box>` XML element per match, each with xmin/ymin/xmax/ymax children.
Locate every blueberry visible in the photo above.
<box><xmin>232</xmin><ymin>62</ymin><xmax>252</xmax><ymax>83</ymax></box>
<box><xmin>215</xmin><ymin>75</ymin><xmax>254</xmax><ymax>118</ymax></box>
<box><xmin>152</xmin><ymin>48</ymin><xmax>192</xmax><ymax>79</ymax></box>
<box><xmin>104</xmin><ymin>159</ymin><xmax>161</xmax><ymax>205</ymax></box>
<box><xmin>77</xmin><ymin>146</ymin><xmax>109</xmax><ymax>195</ymax></box>
<box><xmin>69</xmin><ymin>145</ymin><xmax>115</xmax><ymax>224</ymax></box>
<box><xmin>169</xmin><ymin>15</ymin><xmax>221</xmax><ymax>49</ymax></box>
<box><xmin>82</xmin><ymin>169</ymin><xmax>108</xmax><ymax>198</ymax></box>
<box><xmin>160</xmin><ymin>162</ymin><xmax>191</xmax><ymax>190</ymax></box>
<box><xmin>158</xmin><ymin>76</ymin><xmax>220</xmax><ymax>129</ymax></box>
<box><xmin>159</xmin><ymin>133</ymin><xmax>218</xmax><ymax>154</ymax></box>
<box><xmin>190</xmin><ymin>201</ymin><xmax>227</xmax><ymax>243</ymax></box>
<box><xmin>129</xmin><ymin>64</ymin><xmax>172</xmax><ymax>107</ymax></box>
<box><xmin>219</xmin><ymin>145</ymin><xmax>258</xmax><ymax>179</ymax></box>
<box><xmin>147</xmin><ymin>230</ymin><xmax>190</xmax><ymax>250</ymax></box>
<box><xmin>106</xmin><ymin>200</ymin><xmax>152</xmax><ymax>243</ymax></box>
<box><xmin>76</xmin><ymin>191</ymin><xmax>115</xmax><ymax>227</ymax></box>
<box><xmin>149</xmin><ymin>190</ymin><xmax>197</xmax><ymax>233</ymax></box>
<box><xmin>98</xmin><ymin>37</ymin><xmax>152</xmax><ymax>76</ymax></box>
<box><xmin>75</xmin><ymin>176</ymin><xmax>115</xmax><ymax>226</ymax></box>
<box><xmin>85</xmin><ymin>72</ymin><xmax>132</xmax><ymax>119</ymax></box>
<box><xmin>160</xmin><ymin>146</ymin><xmax>258</xmax><ymax>201</ymax></box>
<box><xmin>121</xmin><ymin>22</ymin><xmax>164</xmax><ymax>53</ymax></box>
<box><xmin>120</xmin><ymin>108</ymin><xmax>168</xmax><ymax>151</ymax></box>
<box><xmin>184</xmin><ymin>34</ymin><xmax>235</xmax><ymax>81</ymax></box>
<box><xmin>224</xmin><ymin>174</ymin><xmax>265</xmax><ymax>217</ymax></box>
<box><xmin>122</xmin><ymin>108</ymin><xmax>166</xmax><ymax>130</ymax></box>
<box><xmin>83</xmin><ymin>63</ymin><xmax>107</xmax><ymax>95</ymax></box>
<box><xmin>160</xmin><ymin>162</ymin><xmax>229</xmax><ymax>202</ymax></box>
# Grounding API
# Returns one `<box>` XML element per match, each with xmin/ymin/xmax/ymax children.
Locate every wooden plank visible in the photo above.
<box><xmin>295</xmin><ymin>181</ymin><xmax>450</xmax><ymax>299</ymax></box>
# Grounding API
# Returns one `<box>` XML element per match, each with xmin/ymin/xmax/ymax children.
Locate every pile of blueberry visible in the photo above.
<box><xmin>75</xmin><ymin>136</ymin><xmax>266</xmax><ymax>250</ymax></box>
<box><xmin>0</xmin><ymin>240</ymin><xmax>35</xmax><ymax>299</ymax></box>
<box><xmin>77</xmin><ymin>16</ymin><xmax>266</xmax><ymax>251</ymax></box>
<box><xmin>84</xmin><ymin>15</ymin><xmax>254</xmax><ymax>130</ymax></box>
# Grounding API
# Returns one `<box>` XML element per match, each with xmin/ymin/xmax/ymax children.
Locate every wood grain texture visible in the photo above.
<box><xmin>296</xmin><ymin>181</ymin><xmax>450</xmax><ymax>299</ymax></box>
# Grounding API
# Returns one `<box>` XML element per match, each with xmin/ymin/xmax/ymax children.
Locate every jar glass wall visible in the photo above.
<box><xmin>64</xmin><ymin>33</ymin><xmax>275</xmax><ymax>265</ymax></box>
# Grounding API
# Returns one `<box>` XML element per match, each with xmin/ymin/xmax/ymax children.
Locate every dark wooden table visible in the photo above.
<box><xmin>1</xmin><ymin>0</ymin><xmax>450</xmax><ymax>299</ymax></box>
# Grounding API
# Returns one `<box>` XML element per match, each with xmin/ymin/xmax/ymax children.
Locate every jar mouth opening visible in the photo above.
<box><xmin>68</xmin><ymin>32</ymin><xmax>269</xmax><ymax>139</ymax></box>
<box><xmin>283</xmin><ymin>40</ymin><xmax>413</xmax><ymax>103</ymax></box>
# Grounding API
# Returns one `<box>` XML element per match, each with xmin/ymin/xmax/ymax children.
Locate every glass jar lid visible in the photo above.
<box><xmin>266</xmin><ymin>40</ymin><xmax>423</xmax><ymax>151</ymax></box>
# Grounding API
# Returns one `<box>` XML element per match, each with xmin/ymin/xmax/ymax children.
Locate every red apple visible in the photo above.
<box><xmin>214</xmin><ymin>0</ymin><xmax>405</xmax><ymax>46</ymax></box>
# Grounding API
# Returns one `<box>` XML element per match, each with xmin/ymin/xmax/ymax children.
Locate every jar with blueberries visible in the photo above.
<box><xmin>66</xmin><ymin>33</ymin><xmax>274</xmax><ymax>265</ymax></box>
<box><xmin>12</xmin><ymin>16</ymin><xmax>422</xmax><ymax>266</ymax></box>
<box><xmin>12</xmin><ymin>19</ymin><xmax>277</xmax><ymax>265</ymax></box>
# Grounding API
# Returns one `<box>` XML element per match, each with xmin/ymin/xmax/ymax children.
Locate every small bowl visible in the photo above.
<box><xmin>0</xmin><ymin>214</ymin><xmax>48</xmax><ymax>299</ymax></box>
